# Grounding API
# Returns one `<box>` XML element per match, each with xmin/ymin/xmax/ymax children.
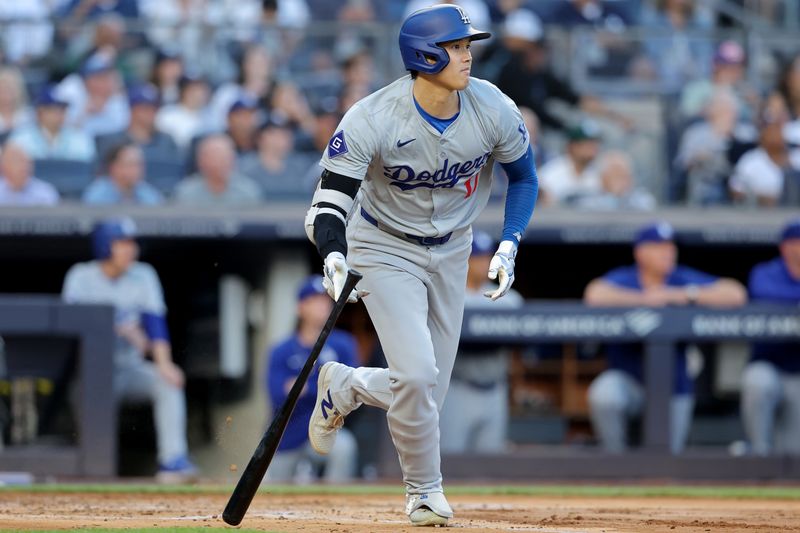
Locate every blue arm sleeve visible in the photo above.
<box><xmin>498</xmin><ymin>144</ymin><xmax>538</xmax><ymax>245</ymax></box>
<box><xmin>141</xmin><ymin>313</ymin><xmax>170</xmax><ymax>342</ymax></box>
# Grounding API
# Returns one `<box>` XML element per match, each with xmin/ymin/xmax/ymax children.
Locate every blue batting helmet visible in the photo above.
<box><xmin>92</xmin><ymin>218</ymin><xmax>137</xmax><ymax>260</ymax></box>
<box><xmin>399</xmin><ymin>4</ymin><xmax>491</xmax><ymax>75</ymax></box>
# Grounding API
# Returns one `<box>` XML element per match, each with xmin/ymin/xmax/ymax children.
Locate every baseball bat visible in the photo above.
<box><xmin>222</xmin><ymin>269</ymin><xmax>363</xmax><ymax>526</ymax></box>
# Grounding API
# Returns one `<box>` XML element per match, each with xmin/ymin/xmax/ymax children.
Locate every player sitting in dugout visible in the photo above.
<box><xmin>584</xmin><ymin>222</ymin><xmax>747</xmax><ymax>454</ymax></box>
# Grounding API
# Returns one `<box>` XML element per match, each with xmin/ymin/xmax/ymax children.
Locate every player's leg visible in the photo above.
<box><xmin>741</xmin><ymin>361</ymin><xmax>782</xmax><ymax>455</ymax></box>
<box><xmin>588</xmin><ymin>369</ymin><xmax>643</xmax><ymax>453</ymax></box>
<box><xmin>439</xmin><ymin>380</ymin><xmax>477</xmax><ymax>453</ymax></box>
<box><xmin>321</xmin><ymin>427</ymin><xmax>358</xmax><ymax>482</ymax></box>
<box><xmin>115</xmin><ymin>360</ymin><xmax>190</xmax><ymax>467</ymax></box>
<box><xmin>473</xmin><ymin>384</ymin><xmax>509</xmax><ymax>453</ymax></box>
<box><xmin>774</xmin><ymin>372</ymin><xmax>800</xmax><ymax>455</ymax></box>
<box><xmin>669</xmin><ymin>394</ymin><xmax>695</xmax><ymax>454</ymax></box>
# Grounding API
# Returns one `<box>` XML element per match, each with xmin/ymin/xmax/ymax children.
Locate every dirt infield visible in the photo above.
<box><xmin>2</xmin><ymin>488</ymin><xmax>800</xmax><ymax>532</ymax></box>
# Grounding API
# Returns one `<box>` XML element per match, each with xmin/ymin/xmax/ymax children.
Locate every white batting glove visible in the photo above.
<box><xmin>484</xmin><ymin>240</ymin><xmax>517</xmax><ymax>301</ymax></box>
<box><xmin>323</xmin><ymin>252</ymin><xmax>367</xmax><ymax>303</ymax></box>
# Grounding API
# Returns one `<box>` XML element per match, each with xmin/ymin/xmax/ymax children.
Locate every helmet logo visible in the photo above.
<box><xmin>455</xmin><ymin>6</ymin><xmax>470</xmax><ymax>25</ymax></box>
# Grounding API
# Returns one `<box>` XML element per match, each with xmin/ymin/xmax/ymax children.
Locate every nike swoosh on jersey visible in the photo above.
<box><xmin>396</xmin><ymin>138</ymin><xmax>416</xmax><ymax>148</ymax></box>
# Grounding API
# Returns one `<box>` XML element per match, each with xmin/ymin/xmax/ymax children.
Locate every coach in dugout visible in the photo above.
<box><xmin>584</xmin><ymin>221</ymin><xmax>746</xmax><ymax>454</ymax></box>
<box><xmin>62</xmin><ymin>218</ymin><xmax>196</xmax><ymax>480</ymax></box>
<box><xmin>741</xmin><ymin>218</ymin><xmax>800</xmax><ymax>455</ymax></box>
<box><xmin>263</xmin><ymin>275</ymin><xmax>358</xmax><ymax>483</ymax></box>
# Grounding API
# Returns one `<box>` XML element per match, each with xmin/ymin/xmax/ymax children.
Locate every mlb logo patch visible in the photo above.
<box><xmin>328</xmin><ymin>130</ymin><xmax>349</xmax><ymax>158</ymax></box>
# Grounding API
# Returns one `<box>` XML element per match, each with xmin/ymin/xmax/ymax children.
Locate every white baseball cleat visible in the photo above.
<box><xmin>406</xmin><ymin>492</ymin><xmax>453</xmax><ymax>527</ymax></box>
<box><xmin>308</xmin><ymin>361</ymin><xmax>346</xmax><ymax>455</ymax></box>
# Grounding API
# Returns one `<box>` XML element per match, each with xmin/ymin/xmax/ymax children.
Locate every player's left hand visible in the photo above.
<box><xmin>485</xmin><ymin>240</ymin><xmax>517</xmax><ymax>301</ymax></box>
<box><xmin>156</xmin><ymin>360</ymin><xmax>185</xmax><ymax>388</ymax></box>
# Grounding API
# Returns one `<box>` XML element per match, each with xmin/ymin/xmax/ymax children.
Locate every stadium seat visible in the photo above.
<box><xmin>33</xmin><ymin>159</ymin><xmax>94</xmax><ymax>200</ymax></box>
<box><xmin>145</xmin><ymin>159</ymin><xmax>185</xmax><ymax>195</ymax></box>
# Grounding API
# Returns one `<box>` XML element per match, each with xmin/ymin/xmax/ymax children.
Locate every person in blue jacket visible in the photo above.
<box><xmin>264</xmin><ymin>275</ymin><xmax>358</xmax><ymax>482</ymax></box>
<box><xmin>584</xmin><ymin>221</ymin><xmax>747</xmax><ymax>453</ymax></box>
<box><xmin>741</xmin><ymin>218</ymin><xmax>800</xmax><ymax>456</ymax></box>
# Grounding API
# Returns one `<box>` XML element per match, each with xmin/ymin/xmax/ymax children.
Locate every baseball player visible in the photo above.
<box><xmin>439</xmin><ymin>230</ymin><xmax>523</xmax><ymax>453</ymax></box>
<box><xmin>303</xmin><ymin>5</ymin><xmax>538</xmax><ymax>526</ymax></box>
<box><xmin>62</xmin><ymin>218</ymin><xmax>196</xmax><ymax>480</ymax></box>
<box><xmin>741</xmin><ymin>218</ymin><xmax>800</xmax><ymax>455</ymax></box>
<box><xmin>264</xmin><ymin>275</ymin><xmax>358</xmax><ymax>482</ymax></box>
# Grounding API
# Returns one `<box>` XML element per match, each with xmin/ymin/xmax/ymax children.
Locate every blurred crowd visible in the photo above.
<box><xmin>0</xmin><ymin>0</ymin><xmax>799</xmax><ymax>209</ymax></box>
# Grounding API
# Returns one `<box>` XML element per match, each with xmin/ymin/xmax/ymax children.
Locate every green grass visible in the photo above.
<box><xmin>2</xmin><ymin>483</ymin><xmax>800</xmax><ymax>500</ymax></box>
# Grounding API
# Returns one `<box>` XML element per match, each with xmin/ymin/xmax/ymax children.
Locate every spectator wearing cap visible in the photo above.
<box><xmin>0</xmin><ymin>142</ymin><xmax>59</xmax><ymax>206</ymax></box>
<box><xmin>571</xmin><ymin>150</ymin><xmax>656</xmax><ymax>210</ymax></box>
<box><xmin>55</xmin><ymin>52</ymin><xmax>130</xmax><ymax>138</ymax></box>
<box><xmin>492</xmin><ymin>9</ymin><xmax>632</xmax><ymax>134</ymax></box>
<box><xmin>439</xmin><ymin>230</ymin><xmax>523</xmax><ymax>454</ymax></box>
<box><xmin>82</xmin><ymin>142</ymin><xmax>163</xmax><ymax>206</ymax></box>
<box><xmin>155</xmin><ymin>74</ymin><xmax>211</xmax><ymax>150</ymax></box>
<box><xmin>9</xmin><ymin>85</ymin><xmax>96</xmax><ymax>162</ymax></box>
<box><xmin>240</xmin><ymin>117</ymin><xmax>317</xmax><ymax>198</ymax></box>
<box><xmin>741</xmin><ymin>219</ymin><xmax>800</xmax><ymax>456</ymax></box>
<box><xmin>263</xmin><ymin>275</ymin><xmax>358</xmax><ymax>483</ymax></box>
<box><xmin>730</xmin><ymin>107</ymin><xmax>800</xmax><ymax>207</ymax></box>
<box><xmin>96</xmin><ymin>84</ymin><xmax>181</xmax><ymax>165</ymax></box>
<box><xmin>584</xmin><ymin>222</ymin><xmax>746</xmax><ymax>454</ymax></box>
<box><xmin>225</xmin><ymin>97</ymin><xmax>259</xmax><ymax>157</ymax></box>
<box><xmin>173</xmin><ymin>134</ymin><xmax>261</xmax><ymax>206</ymax></box>
<box><xmin>537</xmin><ymin>120</ymin><xmax>603</xmax><ymax>206</ymax></box>
<box><xmin>680</xmin><ymin>40</ymin><xmax>759</xmax><ymax>121</ymax></box>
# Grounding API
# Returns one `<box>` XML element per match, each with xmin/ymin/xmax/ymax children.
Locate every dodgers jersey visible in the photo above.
<box><xmin>62</xmin><ymin>261</ymin><xmax>166</xmax><ymax>365</ymax></box>
<box><xmin>320</xmin><ymin>75</ymin><xmax>530</xmax><ymax>237</ymax></box>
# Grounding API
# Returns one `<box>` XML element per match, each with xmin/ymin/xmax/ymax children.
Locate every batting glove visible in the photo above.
<box><xmin>323</xmin><ymin>252</ymin><xmax>367</xmax><ymax>303</ymax></box>
<box><xmin>484</xmin><ymin>240</ymin><xmax>517</xmax><ymax>301</ymax></box>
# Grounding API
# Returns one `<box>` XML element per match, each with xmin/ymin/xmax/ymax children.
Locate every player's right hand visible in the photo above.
<box><xmin>323</xmin><ymin>252</ymin><xmax>367</xmax><ymax>303</ymax></box>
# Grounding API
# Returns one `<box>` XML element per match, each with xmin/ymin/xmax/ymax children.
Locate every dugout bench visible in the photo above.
<box><xmin>379</xmin><ymin>304</ymin><xmax>800</xmax><ymax>480</ymax></box>
<box><xmin>0</xmin><ymin>296</ymin><xmax>115</xmax><ymax>478</ymax></box>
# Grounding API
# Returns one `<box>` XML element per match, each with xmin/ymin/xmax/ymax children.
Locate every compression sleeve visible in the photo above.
<box><xmin>312</xmin><ymin>170</ymin><xmax>361</xmax><ymax>258</ymax></box>
<box><xmin>498</xmin><ymin>144</ymin><xmax>538</xmax><ymax>245</ymax></box>
<box><xmin>141</xmin><ymin>312</ymin><xmax>170</xmax><ymax>342</ymax></box>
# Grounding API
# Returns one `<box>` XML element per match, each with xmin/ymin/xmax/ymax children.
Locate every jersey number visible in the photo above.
<box><xmin>464</xmin><ymin>172</ymin><xmax>480</xmax><ymax>199</ymax></box>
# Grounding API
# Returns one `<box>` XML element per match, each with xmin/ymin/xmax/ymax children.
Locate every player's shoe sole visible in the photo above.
<box><xmin>407</xmin><ymin>493</ymin><xmax>453</xmax><ymax>527</ymax></box>
<box><xmin>308</xmin><ymin>361</ymin><xmax>345</xmax><ymax>455</ymax></box>
<box><xmin>409</xmin><ymin>508</ymin><xmax>449</xmax><ymax>527</ymax></box>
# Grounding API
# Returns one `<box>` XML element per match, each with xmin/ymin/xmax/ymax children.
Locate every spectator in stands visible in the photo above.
<box><xmin>546</xmin><ymin>0</ymin><xmax>632</xmax><ymax>28</ymax></box>
<box><xmin>225</xmin><ymin>97</ymin><xmax>259</xmax><ymax>158</ymax></box>
<box><xmin>440</xmin><ymin>231</ymin><xmax>523</xmax><ymax>454</ymax></box>
<box><xmin>571</xmin><ymin>150</ymin><xmax>656</xmax><ymax>210</ymax></box>
<box><xmin>240</xmin><ymin>116</ymin><xmax>315</xmax><ymax>197</ymax></box>
<box><xmin>270</xmin><ymin>82</ymin><xmax>318</xmax><ymax>138</ymax></box>
<box><xmin>264</xmin><ymin>275</ymin><xmax>358</xmax><ymax>483</ymax></box>
<box><xmin>0</xmin><ymin>1</ymin><xmax>55</xmax><ymax>65</ymax></box>
<box><xmin>59</xmin><ymin>0</ymin><xmax>139</xmax><ymax>21</ymax></box>
<box><xmin>730</xmin><ymin>107</ymin><xmax>800</xmax><ymax>206</ymax></box>
<box><xmin>10</xmin><ymin>86</ymin><xmax>96</xmax><ymax>162</ymax></box>
<box><xmin>56</xmin><ymin>52</ymin><xmax>131</xmax><ymax>138</ymax></box>
<box><xmin>493</xmin><ymin>9</ymin><xmax>632</xmax><ymax>134</ymax></box>
<box><xmin>680</xmin><ymin>40</ymin><xmax>759</xmax><ymax>121</ymax></box>
<box><xmin>640</xmin><ymin>0</ymin><xmax>715</xmax><ymax>92</ymax></box>
<box><xmin>173</xmin><ymin>134</ymin><xmax>261</xmax><ymax>205</ymax></box>
<box><xmin>207</xmin><ymin>44</ymin><xmax>274</xmax><ymax>133</ymax></box>
<box><xmin>155</xmin><ymin>74</ymin><xmax>211</xmax><ymax>150</ymax></box>
<box><xmin>768</xmin><ymin>52</ymin><xmax>800</xmax><ymax>148</ymax></box>
<box><xmin>96</xmin><ymin>84</ymin><xmax>181</xmax><ymax>166</ymax></box>
<box><xmin>0</xmin><ymin>142</ymin><xmax>59</xmax><ymax>206</ymax></box>
<box><xmin>675</xmin><ymin>88</ymin><xmax>751</xmax><ymax>205</ymax></box>
<box><xmin>83</xmin><ymin>142</ymin><xmax>164</xmax><ymax>206</ymax></box>
<box><xmin>584</xmin><ymin>222</ymin><xmax>747</xmax><ymax>454</ymax></box>
<box><xmin>741</xmin><ymin>218</ymin><xmax>800</xmax><ymax>456</ymax></box>
<box><xmin>0</xmin><ymin>66</ymin><xmax>32</xmax><ymax>141</ymax></box>
<box><xmin>537</xmin><ymin>120</ymin><xmax>603</xmax><ymax>206</ymax></box>
<box><xmin>149</xmin><ymin>49</ymin><xmax>184</xmax><ymax>106</ymax></box>
<box><xmin>62</xmin><ymin>218</ymin><xmax>197</xmax><ymax>481</ymax></box>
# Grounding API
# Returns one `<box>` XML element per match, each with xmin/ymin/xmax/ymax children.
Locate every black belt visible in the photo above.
<box><xmin>360</xmin><ymin>207</ymin><xmax>453</xmax><ymax>246</ymax></box>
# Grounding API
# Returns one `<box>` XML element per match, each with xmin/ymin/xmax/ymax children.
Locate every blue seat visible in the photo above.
<box><xmin>145</xmin><ymin>159</ymin><xmax>185</xmax><ymax>195</ymax></box>
<box><xmin>33</xmin><ymin>159</ymin><xmax>94</xmax><ymax>199</ymax></box>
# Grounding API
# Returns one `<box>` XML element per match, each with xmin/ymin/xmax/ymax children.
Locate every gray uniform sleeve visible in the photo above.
<box><xmin>492</xmin><ymin>94</ymin><xmax>530</xmax><ymax>164</ymax></box>
<box><xmin>62</xmin><ymin>264</ymin><xmax>87</xmax><ymax>303</ymax></box>
<box><xmin>319</xmin><ymin>103</ymin><xmax>379</xmax><ymax>180</ymax></box>
<box><xmin>139</xmin><ymin>264</ymin><xmax>167</xmax><ymax>316</ymax></box>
